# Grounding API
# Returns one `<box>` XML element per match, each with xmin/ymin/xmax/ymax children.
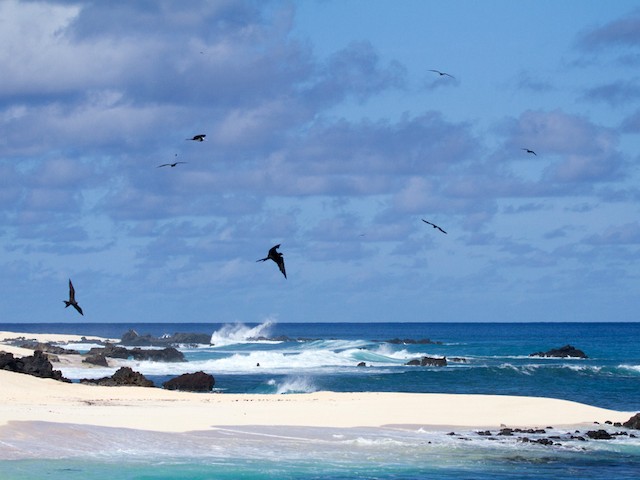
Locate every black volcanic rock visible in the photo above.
<box><xmin>623</xmin><ymin>413</ymin><xmax>640</xmax><ymax>430</ymax></box>
<box><xmin>120</xmin><ymin>329</ymin><xmax>211</xmax><ymax>347</ymax></box>
<box><xmin>163</xmin><ymin>371</ymin><xmax>215</xmax><ymax>392</ymax></box>
<box><xmin>85</xmin><ymin>345</ymin><xmax>185</xmax><ymax>362</ymax></box>
<box><xmin>0</xmin><ymin>350</ymin><xmax>68</xmax><ymax>382</ymax></box>
<box><xmin>80</xmin><ymin>367</ymin><xmax>153</xmax><ymax>387</ymax></box>
<box><xmin>83</xmin><ymin>353</ymin><xmax>109</xmax><ymax>367</ymax></box>
<box><xmin>529</xmin><ymin>345</ymin><xmax>588</xmax><ymax>359</ymax></box>
<box><xmin>406</xmin><ymin>356</ymin><xmax>447</xmax><ymax>367</ymax></box>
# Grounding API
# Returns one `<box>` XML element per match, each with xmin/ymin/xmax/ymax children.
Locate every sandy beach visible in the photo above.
<box><xmin>0</xmin><ymin>331</ymin><xmax>634</xmax><ymax>433</ymax></box>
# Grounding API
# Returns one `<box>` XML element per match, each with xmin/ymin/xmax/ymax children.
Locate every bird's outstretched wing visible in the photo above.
<box><xmin>68</xmin><ymin>279</ymin><xmax>76</xmax><ymax>302</ymax></box>
<box><xmin>187</xmin><ymin>134</ymin><xmax>206</xmax><ymax>141</ymax></box>
<box><xmin>276</xmin><ymin>256</ymin><xmax>287</xmax><ymax>279</ymax></box>
<box><xmin>73</xmin><ymin>303</ymin><xmax>84</xmax><ymax>315</ymax></box>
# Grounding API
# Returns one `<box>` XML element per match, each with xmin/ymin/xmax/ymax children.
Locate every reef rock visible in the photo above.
<box><xmin>120</xmin><ymin>329</ymin><xmax>211</xmax><ymax>347</ymax></box>
<box><xmin>163</xmin><ymin>371</ymin><xmax>215</xmax><ymax>392</ymax></box>
<box><xmin>529</xmin><ymin>345</ymin><xmax>588</xmax><ymax>359</ymax></box>
<box><xmin>406</xmin><ymin>356</ymin><xmax>447</xmax><ymax>367</ymax></box>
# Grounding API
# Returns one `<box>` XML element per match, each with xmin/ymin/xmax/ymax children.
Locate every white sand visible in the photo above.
<box><xmin>0</xmin><ymin>370</ymin><xmax>632</xmax><ymax>432</ymax></box>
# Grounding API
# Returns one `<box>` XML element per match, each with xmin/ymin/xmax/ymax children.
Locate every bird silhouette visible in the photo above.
<box><xmin>157</xmin><ymin>161</ymin><xmax>187</xmax><ymax>168</ymax></box>
<box><xmin>521</xmin><ymin>148</ymin><xmax>537</xmax><ymax>155</ymax></box>
<box><xmin>429</xmin><ymin>69</ymin><xmax>455</xmax><ymax>79</ymax></box>
<box><xmin>257</xmin><ymin>244</ymin><xmax>287</xmax><ymax>278</ymax></box>
<box><xmin>422</xmin><ymin>219</ymin><xmax>447</xmax><ymax>234</ymax></box>
<box><xmin>187</xmin><ymin>134</ymin><xmax>206</xmax><ymax>142</ymax></box>
<box><xmin>63</xmin><ymin>279</ymin><xmax>84</xmax><ymax>315</ymax></box>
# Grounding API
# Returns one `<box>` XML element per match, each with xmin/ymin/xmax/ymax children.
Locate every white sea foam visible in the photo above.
<box><xmin>210</xmin><ymin>320</ymin><xmax>276</xmax><ymax>347</ymax></box>
<box><xmin>273</xmin><ymin>376</ymin><xmax>318</xmax><ymax>394</ymax></box>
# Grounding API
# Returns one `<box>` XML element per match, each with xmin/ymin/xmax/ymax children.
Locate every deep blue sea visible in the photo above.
<box><xmin>1</xmin><ymin>322</ymin><xmax>639</xmax><ymax>479</ymax></box>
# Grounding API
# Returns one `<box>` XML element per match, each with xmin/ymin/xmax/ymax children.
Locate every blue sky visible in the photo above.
<box><xmin>1</xmin><ymin>0</ymin><xmax>640</xmax><ymax>323</ymax></box>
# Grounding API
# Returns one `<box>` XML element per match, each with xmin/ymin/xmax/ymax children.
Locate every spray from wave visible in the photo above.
<box><xmin>210</xmin><ymin>320</ymin><xmax>275</xmax><ymax>347</ymax></box>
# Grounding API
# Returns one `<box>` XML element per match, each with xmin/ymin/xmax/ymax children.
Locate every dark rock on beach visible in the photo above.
<box><xmin>0</xmin><ymin>350</ymin><xmax>69</xmax><ymax>382</ymax></box>
<box><xmin>529</xmin><ymin>345</ymin><xmax>588</xmax><ymax>359</ymax></box>
<box><xmin>83</xmin><ymin>353</ymin><xmax>109</xmax><ymax>367</ymax></box>
<box><xmin>80</xmin><ymin>366</ymin><xmax>154</xmax><ymax>387</ymax></box>
<box><xmin>163</xmin><ymin>371</ymin><xmax>215</xmax><ymax>392</ymax></box>
<box><xmin>623</xmin><ymin>413</ymin><xmax>640</xmax><ymax>430</ymax></box>
<box><xmin>120</xmin><ymin>329</ymin><xmax>211</xmax><ymax>347</ymax></box>
<box><xmin>16</xmin><ymin>341</ymin><xmax>79</xmax><ymax>356</ymax></box>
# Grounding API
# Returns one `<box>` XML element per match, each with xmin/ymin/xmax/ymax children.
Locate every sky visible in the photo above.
<box><xmin>1</xmin><ymin>0</ymin><xmax>640</xmax><ymax>324</ymax></box>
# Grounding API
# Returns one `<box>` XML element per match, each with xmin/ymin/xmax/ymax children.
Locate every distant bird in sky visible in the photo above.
<box><xmin>157</xmin><ymin>161</ymin><xmax>187</xmax><ymax>168</ymax></box>
<box><xmin>187</xmin><ymin>134</ymin><xmax>206</xmax><ymax>142</ymax></box>
<box><xmin>63</xmin><ymin>279</ymin><xmax>84</xmax><ymax>315</ymax></box>
<box><xmin>422</xmin><ymin>219</ymin><xmax>447</xmax><ymax>234</ymax></box>
<box><xmin>257</xmin><ymin>244</ymin><xmax>287</xmax><ymax>279</ymax></box>
<box><xmin>429</xmin><ymin>69</ymin><xmax>455</xmax><ymax>79</ymax></box>
<box><xmin>521</xmin><ymin>148</ymin><xmax>537</xmax><ymax>155</ymax></box>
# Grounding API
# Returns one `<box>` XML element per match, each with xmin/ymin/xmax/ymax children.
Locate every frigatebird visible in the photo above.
<box><xmin>187</xmin><ymin>134</ymin><xmax>206</xmax><ymax>142</ymax></box>
<box><xmin>63</xmin><ymin>279</ymin><xmax>84</xmax><ymax>316</ymax></box>
<box><xmin>429</xmin><ymin>69</ymin><xmax>455</xmax><ymax>79</ymax></box>
<box><xmin>157</xmin><ymin>161</ymin><xmax>187</xmax><ymax>168</ymax></box>
<box><xmin>422</xmin><ymin>219</ymin><xmax>447</xmax><ymax>234</ymax></box>
<box><xmin>257</xmin><ymin>244</ymin><xmax>287</xmax><ymax>279</ymax></box>
<box><xmin>521</xmin><ymin>148</ymin><xmax>537</xmax><ymax>156</ymax></box>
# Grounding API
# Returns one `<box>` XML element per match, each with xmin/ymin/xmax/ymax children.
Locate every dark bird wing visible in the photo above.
<box><xmin>436</xmin><ymin>226</ymin><xmax>447</xmax><ymax>234</ymax></box>
<box><xmin>276</xmin><ymin>256</ymin><xmax>287</xmax><ymax>279</ymax></box>
<box><xmin>68</xmin><ymin>279</ymin><xmax>76</xmax><ymax>302</ymax></box>
<box><xmin>422</xmin><ymin>219</ymin><xmax>447</xmax><ymax>234</ymax></box>
<box><xmin>188</xmin><ymin>134</ymin><xmax>206</xmax><ymax>141</ymax></box>
<box><xmin>157</xmin><ymin>163</ymin><xmax>171</xmax><ymax>168</ymax></box>
<box><xmin>73</xmin><ymin>303</ymin><xmax>84</xmax><ymax>316</ymax></box>
<box><xmin>268</xmin><ymin>244</ymin><xmax>281</xmax><ymax>258</ymax></box>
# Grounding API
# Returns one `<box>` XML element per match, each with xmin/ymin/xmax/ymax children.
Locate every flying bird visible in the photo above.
<box><xmin>257</xmin><ymin>244</ymin><xmax>287</xmax><ymax>279</ymax></box>
<box><xmin>157</xmin><ymin>161</ymin><xmax>187</xmax><ymax>168</ymax></box>
<box><xmin>63</xmin><ymin>279</ymin><xmax>84</xmax><ymax>316</ymax></box>
<box><xmin>422</xmin><ymin>219</ymin><xmax>447</xmax><ymax>234</ymax></box>
<box><xmin>187</xmin><ymin>134</ymin><xmax>206</xmax><ymax>142</ymax></box>
<box><xmin>429</xmin><ymin>69</ymin><xmax>455</xmax><ymax>79</ymax></box>
<box><xmin>521</xmin><ymin>148</ymin><xmax>537</xmax><ymax>156</ymax></box>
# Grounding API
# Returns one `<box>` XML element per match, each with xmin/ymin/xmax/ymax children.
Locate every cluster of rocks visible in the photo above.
<box><xmin>78</xmin><ymin>367</ymin><xmax>215</xmax><ymax>392</ymax></box>
<box><xmin>83</xmin><ymin>344</ymin><xmax>185</xmax><ymax>367</ymax></box>
<box><xmin>0</xmin><ymin>350</ymin><xmax>69</xmax><ymax>382</ymax></box>
<box><xmin>447</xmin><ymin>423</ymin><xmax>639</xmax><ymax>446</ymax></box>
<box><xmin>120</xmin><ymin>329</ymin><xmax>212</xmax><ymax>347</ymax></box>
<box><xmin>404</xmin><ymin>356</ymin><xmax>467</xmax><ymax>367</ymax></box>
<box><xmin>529</xmin><ymin>345</ymin><xmax>588</xmax><ymax>359</ymax></box>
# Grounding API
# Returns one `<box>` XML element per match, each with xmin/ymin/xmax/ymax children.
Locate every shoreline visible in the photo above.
<box><xmin>0</xmin><ymin>369</ymin><xmax>633</xmax><ymax>433</ymax></box>
<box><xmin>0</xmin><ymin>330</ymin><xmax>636</xmax><ymax>434</ymax></box>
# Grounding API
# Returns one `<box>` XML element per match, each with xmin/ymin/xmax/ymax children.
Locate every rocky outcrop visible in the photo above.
<box><xmin>529</xmin><ymin>345</ymin><xmax>588</xmax><ymax>359</ymax></box>
<box><xmin>83</xmin><ymin>353</ymin><xmax>109</xmax><ymax>367</ymax></box>
<box><xmin>17</xmin><ymin>341</ymin><xmax>79</xmax><ymax>356</ymax></box>
<box><xmin>406</xmin><ymin>356</ymin><xmax>447</xmax><ymax>367</ymax></box>
<box><xmin>85</xmin><ymin>345</ymin><xmax>186</xmax><ymax>362</ymax></box>
<box><xmin>120</xmin><ymin>329</ymin><xmax>211</xmax><ymax>347</ymax></box>
<box><xmin>162</xmin><ymin>371</ymin><xmax>215</xmax><ymax>392</ymax></box>
<box><xmin>623</xmin><ymin>413</ymin><xmax>640</xmax><ymax>430</ymax></box>
<box><xmin>80</xmin><ymin>367</ymin><xmax>154</xmax><ymax>387</ymax></box>
<box><xmin>0</xmin><ymin>350</ymin><xmax>69</xmax><ymax>382</ymax></box>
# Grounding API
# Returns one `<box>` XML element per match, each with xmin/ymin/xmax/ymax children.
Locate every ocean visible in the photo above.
<box><xmin>1</xmin><ymin>321</ymin><xmax>639</xmax><ymax>479</ymax></box>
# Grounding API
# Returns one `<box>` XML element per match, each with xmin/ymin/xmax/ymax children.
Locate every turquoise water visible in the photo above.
<box><xmin>1</xmin><ymin>322</ymin><xmax>639</xmax><ymax>478</ymax></box>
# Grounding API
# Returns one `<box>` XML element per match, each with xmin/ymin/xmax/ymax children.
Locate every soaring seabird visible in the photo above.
<box><xmin>187</xmin><ymin>134</ymin><xmax>206</xmax><ymax>142</ymax></box>
<box><xmin>256</xmin><ymin>244</ymin><xmax>287</xmax><ymax>279</ymax></box>
<box><xmin>521</xmin><ymin>148</ymin><xmax>537</xmax><ymax>155</ymax></box>
<box><xmin>422</xmin><ymin>219</ymin><xmax>447</xmax><ymax>234</ymax></box>
<box><xmin>157</xmin><ymin>161</ymin><xmax>187</xmax><ymax>168</ymax></box>
<box><xmin>63</xmin><ymin>279</ymin><xmax>84</xmax><ymax>315</ymax></box>
<box><xmin>429</xmin><ymin>69</ymin><xmax>455</xmax><ymax>79</ymax></box>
